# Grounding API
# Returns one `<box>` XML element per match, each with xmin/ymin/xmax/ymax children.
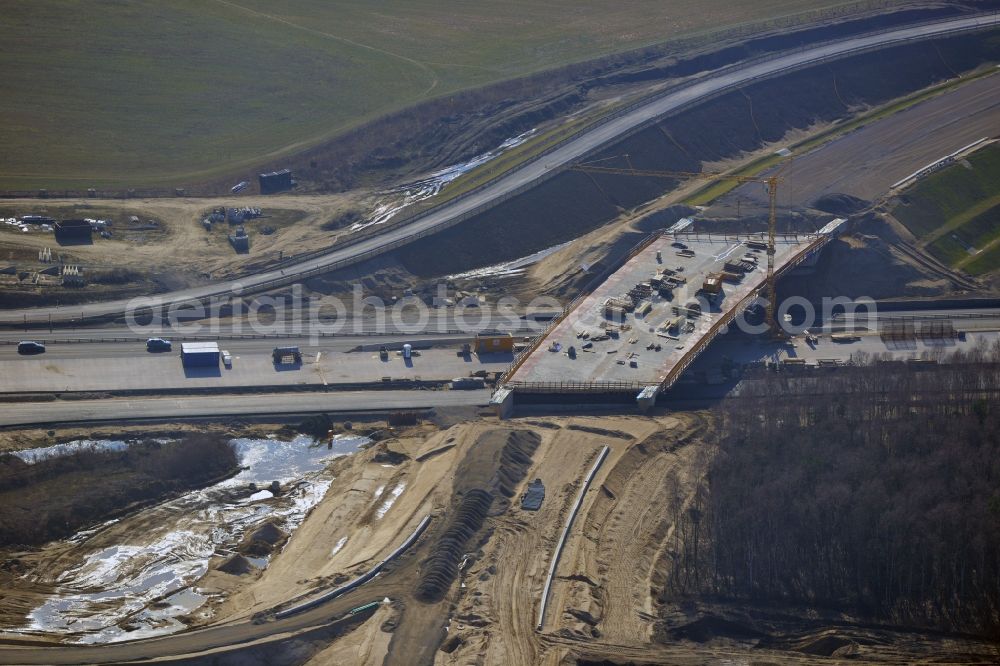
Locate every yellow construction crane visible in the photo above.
<box><xmin>568</xmin><ymin>161</ymin><xmax>783</xmax><ymax>335</ymax></box>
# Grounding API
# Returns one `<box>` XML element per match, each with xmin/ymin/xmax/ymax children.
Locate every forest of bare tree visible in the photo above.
<box><xmin>665</xmin><ymin>345</ymin><xmax>1000</xmax><ymax>638</ymax></box>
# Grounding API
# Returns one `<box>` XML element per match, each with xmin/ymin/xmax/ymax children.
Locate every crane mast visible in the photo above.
<box><xmin>764</xmin><ymin>174</ymin><xmax>779</xmax><ymax>337</ymax></box>
<box><xmin>568</xmin><ymin>162</ymin><xmax>783</xmax><ymax>335</ymax></box>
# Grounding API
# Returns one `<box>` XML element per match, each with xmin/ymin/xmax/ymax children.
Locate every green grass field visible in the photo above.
<box><xmin>893</xmin><ymin>144</ymin><xmax>1000</xmax><ymax>275</ymax></box>
<box><xmin>1</xmin><ymin>0</ymin><xmax>871</xmax><ymax>190</ymax></box>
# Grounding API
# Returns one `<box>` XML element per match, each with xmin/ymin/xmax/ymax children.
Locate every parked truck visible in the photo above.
<box><xmin>181</xmin><ymin>342</ymin><xmax>219</xmax><ymax>367</ymax></box>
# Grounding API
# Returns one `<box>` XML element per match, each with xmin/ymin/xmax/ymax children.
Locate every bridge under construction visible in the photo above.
<box><xmin>492</xmin><ymin>218</ymin><xmax>846</xmax><ymax>415</ymax></box>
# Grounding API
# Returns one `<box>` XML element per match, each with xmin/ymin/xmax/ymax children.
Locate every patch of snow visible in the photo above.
<box><xmin>375</xmin><ymin>483</ymin><xmax>406</xmax><ymax>520</ymax></box>
<box><xmin>351</xmin><ymin>129</ymin><xmax>536</xmax><ymax>232</ymax></box>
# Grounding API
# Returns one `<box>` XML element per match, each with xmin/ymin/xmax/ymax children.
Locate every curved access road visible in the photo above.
<box><xmin>2</xmin><ymin>13</ymin><xmax>997</xmax><ymax>328</ymax></box>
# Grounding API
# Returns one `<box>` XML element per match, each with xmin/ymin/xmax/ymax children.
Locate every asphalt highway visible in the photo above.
<box><xmin>0</xmin><ymin>389</ymin><xmax>490</xmax><ymax>428</ymax></box>
<box><xmin>1</xmin><ymin>310</ymin><xmax>550</xmax><ymax>337</ymax></box>
<box><xmin>1</xmin><ymin>13</ymin><xmax>996</xmax><ymax>328</ymax></box>
<box><xmin>0</xmin><ymin>334</ymin><xmax>472</xmax><ymax>360</ymax></box>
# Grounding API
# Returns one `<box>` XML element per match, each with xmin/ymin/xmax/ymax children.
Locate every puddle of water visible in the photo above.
<box><xmin>375</xmin><ymin>483</ymin><xmax>406</xmax><ymax>520</ymax></box>
<box><xmin>12</xmin><ymin>434</ymin><xmax>367</xmax><ymax>644</ymax></box>
<box><xmin>352</xmin><ymin>129</ymin><xmax>536</xmax><ymax>233</ymax></box>
<box><xmin>244</xmin><ymin>556</ymin><xmax>269</xmax><ymax>570</ymax></box>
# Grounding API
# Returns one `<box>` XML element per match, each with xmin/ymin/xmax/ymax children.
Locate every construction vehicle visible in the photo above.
<box><xmin>569</xmin><ymin>159</ymin><xmax>783</xmax><ymax>335</ymax></box>
<box><xmin>700</xmin><ymin>274</ymin><xmax>723</xmax><ymax>296</ymax></box>
<box><xmin>272</xmin><ymin>346</ymin><xmax>302</xmax><ymax>365</ymax></box>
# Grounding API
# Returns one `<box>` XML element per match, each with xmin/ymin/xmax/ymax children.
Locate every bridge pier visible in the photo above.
<box><xmin>491</xmin><ymin>386</ymin><xmax>515</xmax><ymax>419</ymax></box>
<box><xmin>636</xmin><ymin>385</ymin><xmax>659</xmax><ymax>413</ymax></box>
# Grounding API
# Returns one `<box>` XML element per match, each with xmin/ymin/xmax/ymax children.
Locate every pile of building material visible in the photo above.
<box><xmin>226</xmin><ymin>207</ymin><xmax>263</xmax><ymax>224</ymax></box>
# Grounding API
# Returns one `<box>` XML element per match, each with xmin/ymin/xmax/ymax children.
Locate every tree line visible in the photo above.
<box><xmin>0</xmin><ymin>434</ymin><xmax>237</xmax><ymax>547</ymax></box>
<box><xmin>664</xmin><ymin>345</ymin><xmax>1000</xmax><ymax>637</ymax></box>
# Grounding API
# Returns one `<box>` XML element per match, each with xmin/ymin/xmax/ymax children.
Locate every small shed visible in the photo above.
<box><xmin>474</xmin><ymin>332</ymin><xmax>514</xmax><ymax>354</ymax></box>
<box><xmin>259</xmin><ymin>169</ymin><xmax>292</xmax><ymax>194</ymax></box>
<box><xmin>54</xmin><ymin>219</ymin><xmax>93</xmax><ymax>243</ymax></box>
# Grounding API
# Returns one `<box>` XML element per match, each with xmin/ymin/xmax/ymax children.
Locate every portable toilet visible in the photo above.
<box><xmin>403</xmin><ymin>343</ymin><xmax>412</xmax><ymax>359</ymax></box>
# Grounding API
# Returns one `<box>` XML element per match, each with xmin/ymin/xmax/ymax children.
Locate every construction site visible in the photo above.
<box><xmin>1</xmin><ymin>4</ymin><xmax>1000</xmax><ymax>665</ymax></box>
<box><xmin>496</xmin><ymin>218</ymin><xmax>845</xmax><ymax>407</ymax></box>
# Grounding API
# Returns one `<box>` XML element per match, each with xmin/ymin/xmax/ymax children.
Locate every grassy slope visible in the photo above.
<box><xmin>892</xmin><ymin>144</ymin><xmax>1000</xmax><ymax>274</ymax></box>
<box><xmin>0</xmin><ymin>0</ymin><xmax>860</xmax><ymax>189</ymax></box>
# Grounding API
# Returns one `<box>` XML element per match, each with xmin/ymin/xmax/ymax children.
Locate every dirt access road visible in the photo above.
<box><xmin>2</xmin><ymin>13</ymin><xmax>996</xmax><ymax>328</ymax></box>
<box><xmin>718</xmin><ymin>70</ymin><xmax>1000</xmax><ymax>213</ymax></box>
<box><xmin>434</xmin><ymin>415</ymin><xmax>711</xmax><ymax>665</ymax></box>
<box><xmin>0</xmin><ymin>416</ymin><xmax>698</xmax><ymax>664</ymax></box>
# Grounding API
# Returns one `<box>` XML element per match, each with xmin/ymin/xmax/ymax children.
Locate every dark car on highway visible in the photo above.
<box><xmin>146</xmin><ymin>338</ymin><xmax>172</xmax><ymax>352</ymax></box>
<box><xmin>671</xmin><ymin>241</ymin><xmax>688</xmax><ymax>249</ymax></box>
<box><xmin>17</xmin><ymin>341</ymin><xmax>46</xmax><ymax>355</ymax></box>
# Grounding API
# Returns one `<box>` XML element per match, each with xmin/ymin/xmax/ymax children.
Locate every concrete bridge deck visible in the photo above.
<box><xmin>502</xmin><ymin>219</ymin><xmax>846</xmax><ymax>398</ymax></box>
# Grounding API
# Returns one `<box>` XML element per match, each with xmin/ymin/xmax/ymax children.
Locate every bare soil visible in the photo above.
<box><xmin>0</xmin><ymin>413</ymin><xmax>995</xmax><ymax>663</ymax></box>
<box><xmin>0</xmin><ymin>193</ymin><xmax>361</xmax><ymax>305</ymax></box>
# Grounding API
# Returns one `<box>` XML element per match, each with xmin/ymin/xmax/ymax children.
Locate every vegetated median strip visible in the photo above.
<box><xmin>273</xmin><ymin>515</ymin><xmax>432</xmax><ymax>620</ymax></box>
<box><xmin>537</xmin><ymin>445</ymin><xmax>610</xmax><ymax>631</ymax></box>
<box><xmin>683</xmin><ymin>66</ymin><xmax>1000</xmax><ymax>206</ymax></box>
